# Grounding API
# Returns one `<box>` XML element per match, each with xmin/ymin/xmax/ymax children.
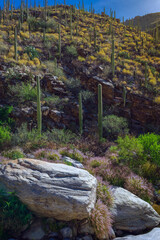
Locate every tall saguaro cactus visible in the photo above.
<box><xmin>58</xmin><ymin>23</ymin><xmax>61</xmax><ymax>60</ymax></box>
<box><xmin>79</xmin><ymin>92</ymin><xmax>83</xmax><ymax>135</ymax></box>
<box><xmin>94</xmin><ymin>27</ymin><xmax>97</xmax><ymax>50</ymax></box>
<box><xmin>98</xmin><ymin>84</ymin><xmax>103</xmax><ymax>141</ymax></box>
<box><xmin>14</xmin><ymin>27</ymin><xmax>18</xmax><ymax>61</ymax></box>
<box><xmin>111</xmin><ymin>39</ymin><xmax>115</xmax><ymax>77</ymax></box>
<box><xmin>145</xmin><ymin>62</ymin><xmax>148</xmax><ymax>88</ymax></box>
<box><xmin>36</xmin><ymin>76</ymin><xmax>42</xmax><ymax>137</ymax></box>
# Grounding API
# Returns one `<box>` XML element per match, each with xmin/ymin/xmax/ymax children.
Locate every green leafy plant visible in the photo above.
<box><xmin>24</xmin><ymin>46</ymin><xmax>39</xmax><ymax>60</ymax></box>
<box><xmin>0</xmin><ymin>126</ymin><xmax>11</xmax><ymax>147</ymax></box>
<box><xmin>138</xmin><ymin>133</ymin><xmax>160</xmax><ymax>166</ymax></box>
<box><xmin>116</xmin><ymin>135</ymin><xmax>145</xmax><ymax>169</ymax></box>
<box><xmin>103</xmin><ymin>115</ymin><xmax>128</xmax><ymax>140</ymax></box>
<box><xmin>66</xmin><ymin>45</ymin><xmax>78</xmax><ymax>57</ymax></box>
<box><xmin>9</xmin><ymin>82</ymin><xmax>37</xmax><ymax>101</ymax></box>
<box><xmin>2</xmin><ymin>148</ymin><xmax>24</xmax><ymax>160</ymax></box>
<box><xmin>0</xmin><ymin>189</ymin><xmax>33</xmax><ymax>239</ymax></box>
<box><xmin>0</xmin><ymin>106</ymin><xmax>14</xmax><ymax>128</ymax></box>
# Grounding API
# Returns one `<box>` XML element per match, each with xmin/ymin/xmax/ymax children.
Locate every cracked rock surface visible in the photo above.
<box><xmin>0</xmin><ymin>158</ymin><xmax>97</xmax><ymax>221</ymax></box>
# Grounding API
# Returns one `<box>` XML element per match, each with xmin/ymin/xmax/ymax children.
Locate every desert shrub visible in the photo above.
<box><xmin>103</xmin><ymin>115</ymin><xmax>128</xmax><ymax>140</ymax></box>
<box><xmin>116</xmin><ymin>135</ymin><xmax>145</xmax><ymax>169</ymax></box>
<box><xmin>9</xmin><ymin>82</ymin><xmax>37</xmax><ymax>101</ymax></box>
<box><xmin>24</xmin><ymin>46</ymin><xmax>39</xmax><ymax>60</ymax></box>
<box><xmin>46</xmin><ymin>149</ymin><xmax>61</xmax><ymax>161</ymax></box>
<box><xmin>90</xmin><ymin>200</ymin><xmax>113</xmax><ymax>239</ymax></box>
<box><xmin>141</xmin><ymin>161</ymin><xmax>159</xmax><ymax>183</ymax></box>
<box><xmin>66</xmin><ymin>45</ymin><xmax>78</xmax><ymax>57</ymax></box>
<box><xmin>138</xmin><ymin>133</ymin><xmax>160</xmax><ymax>166</ymax></box>
<box><xmin>28</xmin><ymin>17</ymin><xmax>57</xmax><ymax>32</ymax></box>
<box><xmin>5</xmin><ymin>65</ymin><xmax>34</xmax><ymax>81</ymax></box>
<box><xmin>2</xmin><ymin>148</ymin><xmax>24</xmax><ymax>160</ymax></box>
<box><xmin>97</xmin><ymin>180</ymin><xmax>113</xmax><ymax>207</ymax></box>
<box><xmin>46</xmin><ymin>128</ymin><xmax>78</xmax><ymax>144</ymax></box>
<box><xmin>11</xmin><ymin>123</ymin><xmax>47</xmax><ymax>149</ymax></box>
<box><xmin>65</xmin><ymin>77</ymin><xmax>81</xmax><ymax>95</ymax></box>
<box><xmin>118</xmin><ymin>51</ymin><xmax>130</xmax><ymax>59</ymax></box>
<box><xmin>88</xmin><ymin>157</ymin><xmax>130</xmax><ymax>187</ymax></box>
<box><xmin>124</xmin><ymin>174</ymin><xmax>154</xmax><ymax>202</ymax></box>
<box><xmin>34</xmin><ymin>148</ymin><xmax>47</xmax><ymax>159</ymax></box>
<box><xmin>0</xmin><ymin>189</ymin><xmax>32</xmax><ymax>239</ymax></box>
<box><xmin>44</xmin><ymin>95</ymin><xmax>68</xmax><ymax>110</ymax></box>
<box><xmin>59</xmin><ymin>148</ymin><xmax>86</xmax><ymax>163</ymax></box>
<box><xmin>0</xmin><ymin>42</ymin><xmax>9</xmax><ymax>55</ymax></box>
<box><xmin>34</xmin><ymin>148</ymin><xmax>61</xmax><ymax>161</ymax></box>
<box><xmin>80</xmin><ymin>90</ymin><xmax>95</xmax><ymax>104</ymax></box>
<box><xmin>0</xmin><ymin>126</ymin><xmax>11</xmax><ymax>147</ymax></box>
<box><xmin>0</xmin><ymin>106</ymin><xmax>14</xmax><ymax>128</ymax></box>
<box><xmin>44</xmin><ymin>61</ymin><xmax>65</xmax><ymax>79</ymax></box>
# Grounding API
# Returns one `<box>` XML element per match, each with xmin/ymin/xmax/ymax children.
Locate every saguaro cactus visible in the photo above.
<box><xmin>58</xmin><ymin>23</ymin><xmax>61</xmax><ymax>60</ymax></box>
<box><xmin>123</xmin><ymin>86</ymin><xmax>127</xmax><ymax>107</ymax></box>
<box><xmin>98</xmin><ymin>84</ymin><xmax>103</xmax><ymax>141</ymax></box>
<box><xmin>111</xmin><ymin>39</ymin><xmax>115</xmax><ymax>77</ymax></box>
<box><xmin>36</xmin><ymin>76</ymin><xmax>42</xmax><ymax>136</ymax></box>
<box><xmin>145</xmin><ymin>62</ymin><xmax>148</xmax><ymax>88</ymax></box>
<box><xmin>14</xmin><ymin>27</ymin><xmax>18</xmax><ymax>61</ymax></box>
<box><xmin>79</xmin><ymin>92</ymin><xmax>83</xmax><ymax>135</ymax></box>
<box><xmin>94</xmin><ymin>27</ymin><xmax>97</xmax><ymax>50</ymax></box>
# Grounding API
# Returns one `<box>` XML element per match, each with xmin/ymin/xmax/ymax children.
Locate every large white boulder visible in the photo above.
<box><xmin>111</xmin><ymin>187</ymin><xmax>160</xmax><ymax>233</ymax></box>
<box><xmin>0</xmin><ymin>158</ymin><xmax>97</xmax><ymax>221</ymax></box>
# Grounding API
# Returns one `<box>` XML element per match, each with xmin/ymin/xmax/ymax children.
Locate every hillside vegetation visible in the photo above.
<box><xmin>0</xmin><ymin>3</ymin><xmax>160</xmax><ymax>101</ymax></box>
<box><xmin>0</xmin><ymin>2</ymin><xmax>160</xmax><ymax>239</ymax></box>
<box><xmin>125</xmin><ymin>12</ymin><xmax>160</xmax><ymax>31</ymax></box>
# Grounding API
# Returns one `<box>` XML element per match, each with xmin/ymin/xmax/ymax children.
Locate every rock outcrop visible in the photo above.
<box><xmin>115</xmin><ymin>227</ymin><xmax>160</xmax><ymax>240</ymax></box>
<box><xmin>111</xmin><ymin>187</ymin><xmax>160</xmax><ymax>233</ymax></box>
<box><xmin>0</xmin><ymin>158</ymin><xmax>97</xmax><ymax>221</ymax></box>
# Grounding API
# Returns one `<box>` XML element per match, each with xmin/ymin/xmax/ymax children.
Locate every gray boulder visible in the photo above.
<box><xmin>0</xmin><ymin>158</ymin><xmax>97</xmax><ymax>221</ymax></box>
<box><xmin>62</xmin><ymin>156</ymin><xmax>84</xmax><ymax>169</ymax></box>
<box><xmin>115</xmin><ymin>227</ymin><xmax>160</xmax><ymax>240</ymax></box>
<box><xmin>111</xmin><ymin>187</ymin><xmax>160</xmax><ymax>233</ymax></box>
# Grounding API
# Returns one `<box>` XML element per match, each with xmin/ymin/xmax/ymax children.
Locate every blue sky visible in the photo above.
<box><xmin>1</xmin><ymin>0</ymin><xmax>160</xmax><ymax>20</ymax></box>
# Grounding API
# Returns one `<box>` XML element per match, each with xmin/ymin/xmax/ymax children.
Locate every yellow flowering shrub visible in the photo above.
<box><xmin>33</xmin><ymin>58</ymin><xmax>40</xmax><ymax>66</ymax></box>
<box><xmin>78</xmin><ymin>56</ymin><xmax>85</xmax><ymax>62</ymax></box>
<box><xmin>155</xmin><ymin>96</ymin><xmax>160</xmax><ymax>104</ymax></box>
<box><xmin>20</xmin><ymin>31</ymin><xmax>30</xmax><ymax>39</ymax></box>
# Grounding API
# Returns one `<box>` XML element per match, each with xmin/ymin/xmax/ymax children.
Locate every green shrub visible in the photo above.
<box><xmin>46</xmin><ymin>128</ymin><xmax>78</xmax><ymax>144</ymax></box>
<box><xmin>59</xmin><ymin>148</ymin><xmax>85</xmax><ymax>163</ymax></box>
<box><xmin>0</xmin><ymin>126</ymin><xmax>11</xmax><ymax>147</ymax></box>
<box><xmin>24</xmin><ymin>46</ymin><xmax>39</xmax><ymax>60</ymax></box>
<box><xmin>44</xmin><ymin>61</ymin><xmax>65</xmax><ymax>79</ymax></box>
<box><xmin>80</xmin><ymin>90</ymin><xmax>95</xmax><ymax>104</ymax></box>
<box><xmin>2</xmin><ymin>148</ymin><xmax>24</xmax><ymax>160</ymax></box>
<box><xmin>11</xmin><ymin>123</ymin><xmax>47</xmax><ymax>149</ymax></box>
<box><xmin>0</xmin><ymin>106</ymin><xmax>14</xmax><ymax>128</ymax></box>
<box><xmin>138</xmin><ymin>133</ymin><xmax>160</xmax><ymax>166</ymax></box>
<box><xmin>103</xmin><ymin>115</ymin><xmax>128</xmax><ymax>140</ymax></box>
<box><xmin>66</xmin><ymin>78</ymin><xmax>81</xmax><ymax>95</ymax></box>
<box><xmin>28</xmin><ymin>17</ymin><xmax>58</xmax><ymax>32</ymax></box>
<box><xmin>97</xmin><ymin>182</ymin><xmax>113</xmax><ymax>207</ymax></box>
<box><xmin>116</xmin><ymin>135</ymin><xmax>145</xmax><ymax>169</ymax></box>
<box><xmin>66</xmin><ymin>45</ymin><xmax>78</xmax><ymax>57</ymax></box>
<box><xmin>118</xmin><ymin>51</ymin><xmax>130</xmax><ymax>59</ymax></box>
<box><xmin>9</xmin><ymin>82</ymin><xmax>37</xmax><ymax>101</ymax></box>
<box><xmin>0</xmin><ymin>189</ymin><xmax>32</xmax><ymax>239</ymax></box>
